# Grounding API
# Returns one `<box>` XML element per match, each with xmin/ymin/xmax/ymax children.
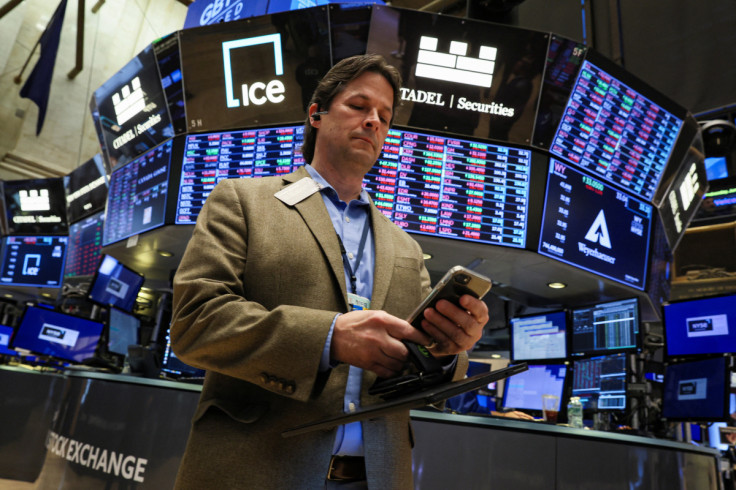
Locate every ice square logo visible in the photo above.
<box><xmin>222</xmin><ymin>33</ymin><xmax>285</xmax><ymax>108</ymax></box>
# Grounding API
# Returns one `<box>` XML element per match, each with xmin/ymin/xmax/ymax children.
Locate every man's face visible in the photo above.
<box><xmin>312</xmin><ymin>71</ymin><xmax>394</xmax><ymax>174</ymax></box>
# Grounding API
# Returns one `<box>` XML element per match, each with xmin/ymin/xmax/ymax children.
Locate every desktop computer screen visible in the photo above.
<box><xmin>571</xmin><ymin>352</ymin><xmax>628</xmax><ymax>411</ymax></box>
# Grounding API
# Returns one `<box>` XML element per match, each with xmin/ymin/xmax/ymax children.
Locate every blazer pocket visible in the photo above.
<box><xmin>394</xmin><ymin>256</ymin><xmax>421</xmax><ymax>271</ymax></box>
<box><xmin>193</xmin><ymin>398</ymin><xmax>269</xmax><ymax>426</ymax></box>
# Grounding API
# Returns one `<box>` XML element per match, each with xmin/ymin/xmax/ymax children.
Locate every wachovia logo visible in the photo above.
<box><xmin>415</xmin><ymin>36</ymin><xmax>497</xmax><ymax>88</ymax></box>
<box><xmin>222</xmin><ymin>33</ymin><xmax>285</xmax><ymax>108</ymax></box>
<box><xmin>578</xmin><ymin>209</ymin><xmax>616</xmax><ymax>264</ymax></box>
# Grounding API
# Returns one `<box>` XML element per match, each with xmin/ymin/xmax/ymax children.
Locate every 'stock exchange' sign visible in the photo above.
<box><xmin>179</xmin><ymin>6</ymin><xmax>331</xmax><ymax>132</ymax></box>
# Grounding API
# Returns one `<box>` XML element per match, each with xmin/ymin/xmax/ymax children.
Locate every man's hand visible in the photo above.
<box><xmin>419</xmin><ymin>294</ymin><xmax>488</xmax><ymax>358</ymax></box>
<box><xmin>331</xmin><ymin>310</ymin><xmax>432</xmax><ymax>378</ymax></box>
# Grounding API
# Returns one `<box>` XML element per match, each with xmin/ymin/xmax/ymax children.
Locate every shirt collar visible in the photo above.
<box><xmin>305</xmin><ymin>164</ymin><xmax>371</xmax><ymax>206</ymax></box>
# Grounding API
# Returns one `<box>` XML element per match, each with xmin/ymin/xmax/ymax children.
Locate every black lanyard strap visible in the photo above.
<box><xmin>336</xmin><ymin>221</ymin><xmax>370</xmax><ymax>295</ymax></box>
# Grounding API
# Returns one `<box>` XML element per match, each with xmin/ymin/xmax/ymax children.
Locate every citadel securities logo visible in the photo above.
<box><xmin>19</xmin><ymin>189</ymin><xmax>50</xmax><ymax>211</ymax></box>
<box><xmin>112</xmin><ymin>77</ymin><xmax>145</xmax><ymax>125</ymax></box>
<box><xmin>222</xmin><ymin>33</ymin><xmax>285</xmax><ymax>109</ymax></box>
<box><xmin>400</xmin><ymin>35</ymin><xmax>515</xmax><ymax>118</ymax></box>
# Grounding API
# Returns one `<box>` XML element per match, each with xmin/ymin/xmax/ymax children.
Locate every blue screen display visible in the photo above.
<box><xmin>11</xmin><ymin>306</ymin><xmax>103</xmax><ymax>363</ymax></box>
<box><xmin>511</xmin><ymin>311</ymin><xmax>567</xmax><ymax>362</ymax></box>
<box><xmin>107</xmin><ymin>307</ymin><xmax>140</xmax><ymax>356</ymax></box>
<box><xmin>88</xmin><ymin>255</ymin><xmax>144</xmax><ymax>312</ymax></box>
<box><xmin>0</xmin><ymin>324</ymin><xmax>17</xmax><ymax>356</ymax></box>
<box><xmin>664</xmin><ymin>293</ymin><xmax>736</xmax><ymax>357</ymax></box>
<box><xmin>539</xmin><ymin>158</ymin><xmax>652</xmax><ymax>290</ymax></box>
<box><xmin>0</xmin><ymin>236</ymin><xmax>67</xmax><ymax>288</ymax></box>
<box><xmin>662</xmin><ymin>357</ymin><xmax>728</xmax><ymax>421</ymax></box>
<box><xmin>705</xmin><ymin>156</ymin><xmax>729</xmax><ymax>181</ymax></box>
<box><xmin>502</xmin><ymin>364</ymin><xmax>567</xmax><ymax>412</ymax></box>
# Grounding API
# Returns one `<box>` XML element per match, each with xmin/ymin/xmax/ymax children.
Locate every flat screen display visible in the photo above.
<box><xmin>548</xmin><ymin>55</ymin><xmax>684</xmax><ymax>201</ymax></box>
<box><xmin>367</xmin><ymin>6</ymin><xmax>548</xmax><ymax>144</ymax></box>
<box><xmin>510</xmin><ymin>310</ymin><xmax>568</xmax><ymax>362</ymax></box>
<box><xmin>694</xmin><ymin>177</ymin><xmax>736</xmax><ymax>225</ymax></box>
<box><xmin>570</xmin><ymin>298</ymin><xmax>640</xmax><ymax>357</ymax></box>
<box><xmin>92</xmin><ymin>44</ymin><xmax>174</xmax><ymax>168</ymax></box>
<box><xmin>705</xmin><ymin>156</ymin><xmax>729</xmax><ymax>181</ymax></box>
<box><xmin>63</xmin><ymin>155</ymin><xmax>108</xmax><ymax>224</ymax></box>
<box><xmin>107</xmin><ymin>307</ymin><xmax>140</xmax><ymax>356</ymax></box>
<box><xmin>538</xmin><ymin>159</ymin><xmax>652</xmax><ymax>289</ymax></box>
<box><xmin>161</xmin><ymin>329</ymin><xmax>205</xmax><ymax>378</ymax></box>
<box><xmin>11</xmin><ymin>305</ymin><xmax>103</xmax><ymax>363</ymax></box>
<box><xmin>176</xmin><ymin>125</ymin><xmax>306</xmax><ymax>224</ymax></box>
<box><xmin>656</xmin><ymin>147</ymin><xmax>708</xmax><ymax>250</ymax></box>
<box><xmin>365</xmin><ymin>128</ymin><xmax>532</xmax><ymax>248</ymax></box>
<box><xmin>662</xmin><ymin>356</ymin><xmax>729</xmax><ymax>421</ymax></box>
<box><xmin>87</xmin><ymin>255</ymin><xmax>145</xmax><ymax>312</ymax></box>
<box><xmin>179</xmin><ymin>7</ymin><xmax>331</xmax><ymax>132</ymax></box>
<box><xmin>153</xmin><ymin>32</ymin><xmax>187</xmax><ymax>135</ymax></box>
<box><xmin>103</xmin><ymin>139</ymin><xmax>172</xmax><ymax>246</ymax></box>
<box><xmin>501</xmin><ymin>363</ymin><xmax>567</xmax><ymax>413</ymax></box>
<box><xmin>2</xmin><ymin>178</ymin><xmax>68</xmax><ymax>236</ymax></box>
<box><xmin>663</xmin><ymin>293</ymin><xmax>736</xmax><ymax>357</ymax></box>
<box><xmin>0</xmin><ymin>324</ymin><xmax>17</xmax><ymax>356</ymax></box>
<box><xmin>571</xmin><ymin>352</ymin><xmax>627</xmax><ymax>410</ymax></box>
<box><xmin>64</xmin><ymin>211</ymin><xmax>104</xmax><ymax>278</ymax></box>
<box><xmin>0</xmin><ymin>236</ymin><xmax>67</xmax><ymax>288</ymax></box>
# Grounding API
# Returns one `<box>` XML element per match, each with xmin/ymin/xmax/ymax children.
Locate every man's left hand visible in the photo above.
<box><xmin>419</xmin><ymin>294</ymin><xmax>488</xmax><ymax>357</ymax></box>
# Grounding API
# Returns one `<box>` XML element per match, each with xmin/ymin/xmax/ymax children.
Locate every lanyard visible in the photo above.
<box><xmin>336</xmin><ymin>221</ymin><xmax>370</xmax><ymax>295</ymax></box>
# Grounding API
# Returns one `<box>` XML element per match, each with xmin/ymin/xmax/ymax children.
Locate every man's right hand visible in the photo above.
<box><xmin>330</xmin><ymin>309</ymin><xmax>433</xmax><ymax>378</ymax></box>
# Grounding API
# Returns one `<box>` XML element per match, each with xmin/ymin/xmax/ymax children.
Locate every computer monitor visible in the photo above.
<box><xmin>0</xmin><ymin>324</ymin><xmax>17</xmax><ymax>356</ymax></box>
<box><xmin>571</xmin><ymin>352</ymin><xmax>628</xmax><ymax>411</ymax></box>
<box><xmin>161</xmin><ymin>329</ymin><xmax>205</xmax><ymax>379</ymax></box>
<box><xmin>63</xmin><ymin>154</ymin><xmax>108</xmax><ymax>224</ymax></box>
<box><xmin>510</xmin><ymin>310</ymin><xmax>568</xmax><ymax>362</ymax></box>
<box><xmin>106</xmin><ymin>306</ymin><xmax>140</xmax><ymax>357</ymax></box>
<box><xmin>501</xmin><ymin>363</ymin><xmax>567</xmax><ymax>415</ymax></box>
<box><xmin>570</xmin><ymin>297</ymin><xmax>640</xmax><ymax>357</ymax></box>
<box><xmin>11</xmin><ymin>305</ymin><xmax>104</xmax><ymax>363</ymax></box>
<box><xmin>87</xmin><ymin>255</ymin><xmax>144</xmax><ymax>312</ymax></box>
<box><xmin>63</xmin><ymin>211</ymin><xmax>104</xmax><ymax>279</ymax></box>
<box><xmin>663</xmin><ymin>292</ymin><xmax>736</xmax><ymax>358</ymax></box>
<box><xmin>2</xmin><ymin>177</ymin><xmax>68</xmax><ymax>235</ymax></box>
<box><xmin>662</xmin><ymin>356</ymin><xmax>730</xmax><ymax>422</ymax></box>
<box><xmin>0</xmin><ymin>235</ymin><xmax>68</xmax><ymax>288</ymax></box>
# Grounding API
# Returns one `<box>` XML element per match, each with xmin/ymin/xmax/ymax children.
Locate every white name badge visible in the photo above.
<box><xmin>347</xmin><ymin>293</ymin><xmax>370</xmax><ymax>311</ymax></box>
<box><xmin>274</xmin><ymin>177</ymin><xmax>322</xmax><ymax>206</ymax></box>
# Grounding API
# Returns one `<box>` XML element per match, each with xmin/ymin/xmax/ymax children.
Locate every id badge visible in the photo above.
<box><xmin>347</xmin><ymin>293</ymin><xmax>370</xmax><ymax>311</ymax></box>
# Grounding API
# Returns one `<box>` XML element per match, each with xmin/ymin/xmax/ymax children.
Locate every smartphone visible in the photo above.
<box><xmin>407</xmin><ymin>265</ymin><xmax>492</xmax><ymax>331</ymax></box>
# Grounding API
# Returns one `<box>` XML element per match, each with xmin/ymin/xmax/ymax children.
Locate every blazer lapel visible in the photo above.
<box><xmin>369</xmin><ymin>203</ymin><xmax>395</xmax><ymax>312</ymax></box>
<box><xmin>282</xmin><ymin>168</ymin><xmax>349</xmax><ymax>311</ymax></box>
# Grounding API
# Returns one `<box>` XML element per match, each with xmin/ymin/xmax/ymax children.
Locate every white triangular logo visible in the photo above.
<box><xmin>584</xmin><ymin>210</ymin><xmax>612</xmax><ymax>248</ymax></box>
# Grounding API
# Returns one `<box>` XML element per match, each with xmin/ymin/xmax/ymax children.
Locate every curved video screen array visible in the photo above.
<box><xmin>175</xmin><ymin>125</ymin><xmax>533</xmax><ymax>249</ymax></box>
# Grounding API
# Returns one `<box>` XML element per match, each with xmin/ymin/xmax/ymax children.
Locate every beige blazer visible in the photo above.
<box><xmin>171</xmin><ymin>166</ymin><xmax>467</xmax><ymax>489</ymax></box>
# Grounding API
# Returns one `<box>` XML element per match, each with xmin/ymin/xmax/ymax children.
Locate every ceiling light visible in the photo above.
<box><xmin>547</xmin><ymin>282</ymin><xmax>567</xmax><ymax>289</ymax></box>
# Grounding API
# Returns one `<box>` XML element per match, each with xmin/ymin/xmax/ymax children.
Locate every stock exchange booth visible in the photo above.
<box><xmin>0</xmin><ymin>4</ymin><xmax>723</xmax><ymax>489</ymax></box>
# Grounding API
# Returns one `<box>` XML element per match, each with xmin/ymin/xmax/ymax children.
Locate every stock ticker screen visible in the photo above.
<box><xmin>550</xmin><ymin>59</ymin><xmax>683</xmax><ymax>202</ymax></box>
<box><xmin>64</xmin><ymin>212</ymin><xmax>104</xmax><ymax>278</ymax></box>
<box><xmin>0</xmin><ymin>236</ymin><xmax>67</xmax><ymax>288</ymax></box>
<box><xmin>103</xmin><ymin>139</ymin><xmax>172</xmax><ymax>246</ymax></box>
<box><xmin>176</xmin><ymin>126</ymin><xmax>532</xmax><ymax>249</ymax></box>
<box><xmin>538</xmin><ymin>159</ymin><xmax>652</xmax><ymax>289</ymax></box>
<box><xmin>176</xmin><ymin>125</ymin><xmax>305</xmax><ymax>224</ymax></box>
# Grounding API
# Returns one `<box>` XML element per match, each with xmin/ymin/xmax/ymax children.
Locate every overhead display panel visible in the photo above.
<box><xmin>179</xmin><ymin>7</ymin><xmax>332</xmax><ymax>132</ymax></box>
<box><xmin>547</xmin><ymin>52</ymin><xmax>685</xmax><ymax>202</ymax></box>
<box><xmin>538</xmin><ymin>158</ymin><xmax>652</xmax><ymax>290</ymax></box>
<box><xmin>0</xmin><ymin>236</ymin><xmax>67</xmax><ymax>288</ymax></box>
<box><xmin>176</xmin><ymin>125</ymin><xmax>306</xmax><ymax>224</ymax></box>
<box><xmin>364</xmin><ymin>127</ymin><xmax>532</xmax><ymax>248</ymax></box>
<box><xmin>2</xmin><ymin>178</ymin><xmax>68</xmax><ymax>236</ymax></box>
<box><xmin>103</xmin><ymin>139</ymin><xmax>173</xmax><ymax>246</ymax></box>
<box><xmin>93</xmin><ymin>44</ymin><xmax>174</xmax><ymax>168</ymax></box>
<box><xmin>153</xmin><ymin>33</ymin><xmax>187</xmax><ymax>135</ymax></box>
<box><xmin>366</xmin><ymin>6</ymin><xmax>548</xmax><ymax>144</ymax></box>
<box><xmin>63</xmin><ymin>154</ymin><xmax>108</xmax><ymax>224</ymax></box>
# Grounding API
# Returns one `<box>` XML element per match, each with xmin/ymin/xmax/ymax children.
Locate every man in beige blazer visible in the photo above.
<box><xmin>171</xmin><ymin>54</ymin><xmax>488</xmax><ymax>489</ymax></box>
